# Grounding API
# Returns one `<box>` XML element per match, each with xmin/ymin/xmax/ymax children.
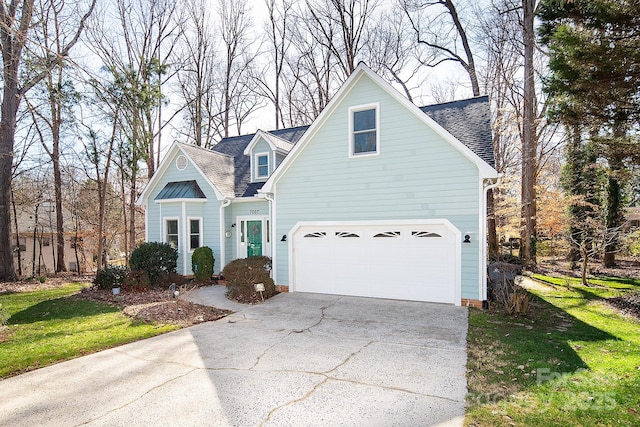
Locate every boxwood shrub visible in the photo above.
<box><xmin>130</xmin><ymin>242</ymin><xmax>178</xmax><ymax>284</ymax></box>
<box><xmin>222</xmin><ymin>256</ymin><xmax>276</xmax><ymax>303</ymax></box>
<box><xmin>94</xmin><ymin>265</ymin><xmax>129</xmax><ymax>289</ymax></box>
<box><xmin>192</xmin><ymin>246</ymin><xmax>215</xmax><ymax>281</ymax></box>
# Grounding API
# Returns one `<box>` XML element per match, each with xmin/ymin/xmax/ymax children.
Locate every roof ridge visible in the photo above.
<box><xmin>419</xmin><ymin>95</ymin><xmax>489</xmax><ymax>109</ymax></box>
<box><xmin>180</xmin><ymin>142</ymin><xmax>234</xmax><ymax>159</ymax></box>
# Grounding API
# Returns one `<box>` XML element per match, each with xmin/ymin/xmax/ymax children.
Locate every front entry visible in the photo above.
<box><xmin>246</xmin><ymin>220</ymin><xmax>262</xmax><ymax>256</ymax></box>
<box><xmin>237</xmin><ymin>217</ymin><xmax>270</xmax><ymax>258</ymax></box>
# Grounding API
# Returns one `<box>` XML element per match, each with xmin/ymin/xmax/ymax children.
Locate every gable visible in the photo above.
<box><xmin>138</xmin><ymin>143</ymin><xmax>229</xmax><ymax>205</ymax></box>
<box><xmin>262</xmin><ymin>64</ymin><xmax>497</xmax><ymax>193</ymax></box>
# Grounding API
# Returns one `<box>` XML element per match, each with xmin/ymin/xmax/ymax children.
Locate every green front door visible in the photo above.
<box><xmin>247</xmin><ymin>220</ymin><xmax>262</xmax><ymax>257</ymax></box>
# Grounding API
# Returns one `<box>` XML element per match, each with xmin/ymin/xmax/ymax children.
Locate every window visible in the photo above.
<box><xmin>350</xmin><ymin>104</ymin><xmax>379</xmax><ymax>156</ymax></box>
<box><xmin>42</xmin><ymin>237</ymin><xmax>50</xmax><ymax>247</ymax></box>
<box><xmin>189</xmin><ymin>218</ymin><xmax>201</xmax><ymax>251</ymax></box>
<box><xmin>70</xmin><ymin>236</ymin><xmax>83</xmax><ymax>249</ymax></box>
<box><xmin>166</xmin><ymin>219</ymin><xmax>178</xmax><ymax>249</ymax></box>
<box><xmin>256</xmin><ymin>153</ymin><xmax>269</xmax><ymax>179</ymax></box>
<box><xmin>13</xmin><ymin>238</ymin><xmax>26</xmax><ymax>255</ymax></box>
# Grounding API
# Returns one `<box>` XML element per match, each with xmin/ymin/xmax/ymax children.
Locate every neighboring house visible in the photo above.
<box><xmin>12</xmin><ymin>204</ymin><xmax>93</xmax><ymax>275</ymax></box>
<box><xmin>138</xmin><ymin>64</ymin><xmax>498</xmax><ymax>306</ymax></box>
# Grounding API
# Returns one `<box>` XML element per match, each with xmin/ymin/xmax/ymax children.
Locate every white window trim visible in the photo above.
<box><xmin>348</xmin><ymin>102</ymin><xmax>380</xmax><ymax>158</ymax></box>
<box><xmin>164</xmin><ymin>217</ymin><xmax>180</xmax><ymax>250</ymax></box>
<box><xmin>187</xmin><ymin>217</ymin><xmax>203</xmax><ymax>253</ymax></box>
<box><xmin>236</xmin><ymin>215</ymin><xmax>271</xmax><ymax>259</ymax></box>
<box><xmin>254</xmin><ymin>152</ymin><xmax>270</xmax><ymax>181</ymax></box>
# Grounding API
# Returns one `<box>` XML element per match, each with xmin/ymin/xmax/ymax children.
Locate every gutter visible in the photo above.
<box><xmin>482</xmin><ymin>176</ymin><xmax>502</xmax><ymax>308</ymax></box>
<box><xmin>219</xmin><ymin>198</ymin><xmax>232</xmax><ymax>272</ymax></box>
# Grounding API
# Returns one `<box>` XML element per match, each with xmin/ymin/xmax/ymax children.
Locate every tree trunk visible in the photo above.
<box><xmin>581</xmin><ymin>246</ymin><xmax>588</xmax><ymax>286</ymax></box>
<box><xmin>487</xmin><ymin>188</ymin><xmax>498</xmax><ymax>259</ymax></box>
<box><xmin>128</xmin><ymin>176</ymin><xmax>137</xmax><ymax>258</ymax></box>
<box><xmin>603</xmin><ymin>156</ymin><xmax>622</xmax><ymax>267</ymax></box>
<box><xmin>53</xmin><ymin>150</ymin><xmax>66</xmax><ymax>272</ymax></box>
<box><xmin>0</xmin><ymin>80</ymin><xmax>21</xmax><ymax>281</ymax></box>
<box><xmin>520</xmin><ymin>0</ymin><xmax>537</xmax><ymax>268</ymax></box>
<box><xmin>11</xmin><ymin>189</ymin><xmax>22</xmax><ymax>277</ymax></box>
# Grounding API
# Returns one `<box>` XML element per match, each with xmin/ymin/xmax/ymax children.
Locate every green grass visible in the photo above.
<box><xmin>0</xmin><ymin>283</ymin><xmax>178</xmax><ymax>378</ymax></box>
<box><xmin>465</xmin><ymin>275</ymin><xmax>640</xmax><ymax>426</ymax></box>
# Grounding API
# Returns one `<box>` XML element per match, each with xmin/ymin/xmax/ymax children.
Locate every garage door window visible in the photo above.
<box><xmin>336</xmin><ymin>232</ymin><xmax>360</xmax><ymax>238</ymax></box>
<box><xmin>304</xmin><ymin>232</ymin><xmax>326</xmax><ymax>238</ymax></box>
<box><xmin>374</xmin><ymin>231</ymin><xmax>400</xmax><ymax>238</ymax></box>
<box><xmin>412</xmin><ymin>231</ymin><xmax>442</xmax><ymax>238</ymax></box>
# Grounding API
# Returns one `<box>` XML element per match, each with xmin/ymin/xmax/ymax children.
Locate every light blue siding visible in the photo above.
<box><xmin>273</xmin><ymin>75</ymin><xmax>483</xmax><ymax>299</ymax></box>
<box><xmin>144</xmin><ymin>149</ymin><xmax>223</xmax><ymax>275</ymax></box>
<box><xmin>251</xmin><ymin>139</ymin><xmax>272</xmax><ymax>181</ymax></box>
<box><xmin>223</xmin><ymin>200</ymin><xmax>270</xmax><ymax>268</ymax></box>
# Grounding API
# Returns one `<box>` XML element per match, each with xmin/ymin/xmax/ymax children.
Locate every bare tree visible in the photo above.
<box><xmin>306</xmin><ymin>0</ymin><xmax>378</xmax><ymax>78</ymax></box>
<box><xmin>217</xmin><ymin>0</ymin><xmax>263</xmax><ymax>137</ymax></box>
<box><xmin>259</xmin><ymin>0</ymin><xmax>294</xmax><ymax>129</ymax></box>
<box><xmin>84</xmin><ymin>0</ymin><xmax>183</xmax><ymax>258</ymax></box>
<box><xmin>364</xmin><ymin>10</ymin><xmax>419</xmax><ymax>102</ymax></box>
<box><xmin>176</xmin><ymin>0</ymin><xmax>220</xmax><ymax>147</ymax></box>
<box><xmin>401</xmin><ymin>0</ymin><xmax>480</xmax><ymax>97</ymax></box>
<box><xmin>0</xmin><ymin>0</ymin><xmax>95</xmax><ymax>281</ymax></box>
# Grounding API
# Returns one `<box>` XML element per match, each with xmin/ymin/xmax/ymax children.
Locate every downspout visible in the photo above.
<box><xmin>219</xmin><ymin>198</ymin><xmax>232</xmax><ymax>273</ymax></box>
<box><xmin>264</xmin><ymin>193</ymin><xmax>275</xmax><ymax>283</ymax></box>
<box><xmin>482</xmin><ymin>177</ymin><xmax>501</xmax><ymax>308</ymax></box>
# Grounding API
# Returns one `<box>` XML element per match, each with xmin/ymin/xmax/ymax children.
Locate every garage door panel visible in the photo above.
<box><xmin>292</xmin><ymin>222</ymin><xmax>458</xmax><ymax>304</ymax></box>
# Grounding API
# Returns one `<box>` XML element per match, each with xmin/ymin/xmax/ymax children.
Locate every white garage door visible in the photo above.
<box><xmin>291</xmin><ymin>221</ymin><xmax>459</xmax><ymax>304</ymax></box>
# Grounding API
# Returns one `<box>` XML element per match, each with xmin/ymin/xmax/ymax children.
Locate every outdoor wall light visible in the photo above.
<box><xmin>281</xmin><ymin>234</ymin><xmax>287</xmax><ymax>242</ymax></box>
<box><xmin>463</xmin><ymin>234</ymin><xmax>471</xmax><ymax>243</ymax></box>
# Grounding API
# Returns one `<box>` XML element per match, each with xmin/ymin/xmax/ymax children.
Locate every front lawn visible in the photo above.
<box><xmin>465</xmin><ymin>275</ymin><xmax>640</xmax><ymax>426</ymax></box>
<box><xmin>0</xmin><ymin>283</ymin><xmax>178</xmax><ymax>378</ymax></box>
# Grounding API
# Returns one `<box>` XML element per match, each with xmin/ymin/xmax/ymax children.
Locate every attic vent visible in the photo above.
<box><xmin>412</xmin><ymin>231</ymin><xmax>442</xmax><ymax>238</ymax></box>
<box><xmin>373</xmin><ymin>231</ymin><xmax>400</xmax><ymax>238</ymax></box>
<box><xmin>176</xmin><ymin>155</ymin><xmax>188</xmax><ymax>170</ymax></box>
<box><xmin>336</xmin><ymin>232</ymin><xmax>360</xmax><ymax>238</ymax></box>
<box><xmin>304</xmin><ymin>232</ymin><xmax>326</xmax><ymax>238</ymax></box>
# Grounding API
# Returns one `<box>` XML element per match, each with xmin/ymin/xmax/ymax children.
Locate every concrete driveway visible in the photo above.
<box><xmin>0</xmin><ymin>292</ymin><xmax>469</xmax><ymax>426</ymax></box>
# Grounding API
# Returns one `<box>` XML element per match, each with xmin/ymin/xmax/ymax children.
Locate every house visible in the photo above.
<box><xmin>12</xmin><ymin>203</ymin><xmax>94</xmax><ymax>275</ymax></box>
<box><xmin>138</xmin><ymin>64</ymin><xmax>498</xmax><ymax>306</ymax></box>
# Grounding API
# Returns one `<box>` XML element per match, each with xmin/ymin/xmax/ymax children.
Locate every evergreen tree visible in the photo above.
<box><xmin>539</xmin><ymin>0</ymin><xmax>640</xmax><ymax>266</ymax></box>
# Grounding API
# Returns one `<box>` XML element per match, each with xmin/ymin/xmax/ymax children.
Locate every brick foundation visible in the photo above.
<box><xmin>275</xmin><ymin>285</ymin><xmax>289</xmax><ymax>293</ymax></box>
<box><xmin>461</xmin><ymin>299</ymin><xmax>484</xmax><ymax>308</ymax></box>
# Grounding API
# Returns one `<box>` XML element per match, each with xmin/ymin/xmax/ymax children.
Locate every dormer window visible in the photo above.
<box><xmin>256</xmin><ymin>153</ymin><xmax>269</xmax><ymax>179</ymax></box>
<box><xmin>349</xmin><ymin>103</ymin><xmax>379</xmax><ymax>157</ymax></box>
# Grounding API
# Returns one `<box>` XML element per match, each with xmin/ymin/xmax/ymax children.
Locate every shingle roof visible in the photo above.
<box><xmin>208</xmin><ymin>97</ymin><xmax>494</xmax><ymax>198</ymax></box>
<box><xmin>179</xmin><ymin>143</ymin><xmax>235</xmax><ymax>198</ymax></box>
<box><xmin>211</xmin><ymin>126</ymin><xmax>308</xmax><ymax>197</ymax></box>
<box><xmin>420</xmin><ymin>96</ymin><xmax>495</xmax><ymax>168</ymax></box>
<box><xmin>155</xmin><ymin>180</ymin><xmax>206</xmax><ymax>200</ymax></box>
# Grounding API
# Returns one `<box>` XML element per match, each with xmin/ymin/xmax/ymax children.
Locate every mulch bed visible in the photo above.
<box><xmin>72</xmin><ymin>285</ymin><xmax>233</xmax><ymax>326</ymax></box>
<box><xmin>607</xmin><ymin>292</ymin><xmax>640</xmax><ymax>322</ymax></box>
<box><xmin>1</xmin><ymin>276</ymin><xmax>233</xmax><ymax>327</ymax></box>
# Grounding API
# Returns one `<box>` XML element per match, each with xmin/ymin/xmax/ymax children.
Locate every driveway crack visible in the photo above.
<box><xmin>75</xmin><ymin>367</ymin><xmax>198</xmax><ymax>426</ymax></box>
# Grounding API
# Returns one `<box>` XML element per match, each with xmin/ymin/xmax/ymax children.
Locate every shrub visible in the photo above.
<box><xmin>122</xmin><ymin>270</ymin><xmax>151</xmax><ymax>291</ymax></box>
<box><xmin>38</xmin><ymin>276</ymin><xmax>46</xmax><ymax>283</ymax></box>
<box><xmin>487</xmin><ymin>262</ymin><xmax>530</xmax><ymax>316</ymax></box>
<box><xmin>192</xmin><ymin>246</ymin><xmax>215</xmax><ymax>281</ymax></box>
<box><xmin>223</xmin><ymin>256</ymin><xmax>276</xmax><ymax>303</ymax></box>
<box><xmin>94</xmin><ymin>265</ymin><xmax>129</xmax><ymax>290</ymax></box>
<box><xmin>130</xmin><ymin>242</ymin><xmax>178</xmax><ymax>284</ymax></box>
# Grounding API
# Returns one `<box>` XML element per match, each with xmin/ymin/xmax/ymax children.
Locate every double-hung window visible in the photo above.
<box><xmin>166</xmin><ymin>219</ymin><xmax>178</xmax><ymax>249</ymax></box>
<box><xmin>256</xmin><ymin>154</ymin><xmax>269</xmax><ymax>179</ymax></box>
<box><xmin>189</xmin><ymin>218</ymin><xmax>201</xmax><ymax>251</ymax></box>
<box><xmin>350</xmin><ymin>104</ymin><xmax>379</xmax><ymax>156</ymax></box>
